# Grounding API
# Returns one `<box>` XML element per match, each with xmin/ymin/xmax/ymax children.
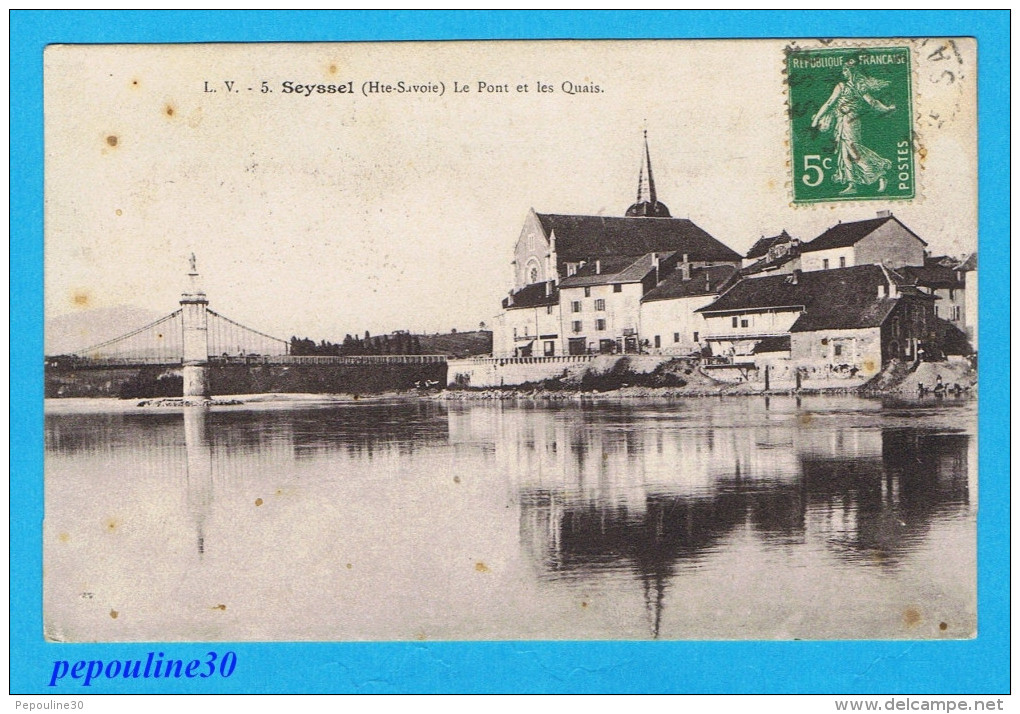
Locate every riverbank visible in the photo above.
<box><xmin>43</xmin><ymin>358</ymin><xmax>976</xmax><ymax>408</ymax></box>
<box><xmin>434</xmin><ymin>357</ymin><xmax>977</xmax><ymax>401</ymax></box>
<box><xmin>43</xmin><ymin>391</ymin><xmax>415</xmax><ymax>414</ymax></box>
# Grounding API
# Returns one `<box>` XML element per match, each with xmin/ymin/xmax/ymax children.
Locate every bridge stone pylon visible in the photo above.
<box><xmin>180</xmin><ymin>253</ymin><xmax>209</xmax><ymax>397</ymax></box>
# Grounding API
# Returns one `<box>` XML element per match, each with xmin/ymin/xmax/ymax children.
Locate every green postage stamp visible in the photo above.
<box><xmin>788</xmin><ymin>46</ymin><xmax>914</xmax><ymax>202</ymax></box>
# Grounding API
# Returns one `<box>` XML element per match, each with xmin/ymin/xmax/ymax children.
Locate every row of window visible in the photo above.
<box><xmin>821</xmin><ymin>257</ymin><xmax>847</xmax><ymax>270</ymax></box>
<box><xmin>649</xmin><ymin>332</ymin><xmax>700</xmax><ymax>348</ymax></box>
<box><xmin>571</xmin><ymin>299</ymin><xmax>606</xmax><ymax>312</ymax></box>
<box><xmin>571</xmin><ymin>319</ymin><xmax>608</xmax><ymax>333</ymax></box>
<box><xmin>583</xmin><ymin>283</ymin><xmax>620</xmax><ymax>295</ymax></box>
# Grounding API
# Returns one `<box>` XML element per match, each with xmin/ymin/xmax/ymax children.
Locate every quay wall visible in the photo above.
<box><xmin>45</xmin><ymin>361</ymin><xmax>447</xmax><ymax>398</ymax></box>
<box><xmin>447</xmin><ymin>355</ymin><xmax>671</xmax><ymax>388</ymax></box>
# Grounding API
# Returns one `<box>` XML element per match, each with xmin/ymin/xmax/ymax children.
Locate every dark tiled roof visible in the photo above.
<box><xmin>753</xmin><ymin>336</ymin><xmax>791</xmax><ymax>353</ymax></box>
<box><xmin>558</xmin><ymin>253</ymin><xmax>666</xmax><ymax>288</ymax></box>
<box><xmin>740</xmin><ymin>251</ymin><xmax>798</xmax><ymax>276</ymax></box>
<box><xmin>899</xmin><ymin>264</ymin><xmax>964</xmax><ymax>290</ymax></box>
<box><xmin>745</xmin><ymin>230</ymin><xmax>793</xmax><ymax>260</ymax></box>
<box><xmin>503</xmin><ymin>281</ymin><xmax>558</xmax><ymax>310</ymax></box>
<box><xmin>536</xmin><ymin>213</ymin><xmax>742</xmax><ymax>265</ymax></box>
<box><xmin>642</xmin><ymin>265</ymin><xmax>739</xmax><ymax>303</ymax></box>
<box><xmin>698</xmin><ymin>265</ymin><xmax>913</xmax><ymax>332</ymax></box>
<box><xmin>800</xmin><ymin>215</ymin><xmax>927</xmax><ymax>254</ymax></box>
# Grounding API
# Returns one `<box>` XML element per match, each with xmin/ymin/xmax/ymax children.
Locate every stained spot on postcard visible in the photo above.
<box><xmin>903</xmin><ymin>607</ymin><xmax>922</xmax><ymax>627</ymax></box>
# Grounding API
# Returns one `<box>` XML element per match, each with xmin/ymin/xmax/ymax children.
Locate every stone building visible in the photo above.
<box><xmin>798</xmin><ymin>211</ymin><xmax>926</xmax><ymax>272</ymax></box>
<box><xmin>494</xmin><ymin>281</ymin><xmax>560</xmax><ymax>358</ymax></box>
<box><xmin>900</xmin><ymin>254</ymin><xmax>974</xmax><ymax>354</ymax></box>
<box><xmin>639</xmin><ymin>264</ymin><xmax>738</xmax><ymax>355</ymax></box>
<box><xmin>697</xmin><ymin>264</ymin><xmax>938</xmax><ymax>381</ymax></box>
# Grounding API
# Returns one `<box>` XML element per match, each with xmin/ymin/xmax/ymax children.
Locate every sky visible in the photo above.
<box><xmin>44</xmin><ymin>39</ymin><xmax>976</xmax><ymax>343</ymax></box>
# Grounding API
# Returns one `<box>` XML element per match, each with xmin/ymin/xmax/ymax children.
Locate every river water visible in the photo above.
<box><xmin>43</xmin><ymin>394</ymin><xmax>976</xmax><ymax>641</ymax></box>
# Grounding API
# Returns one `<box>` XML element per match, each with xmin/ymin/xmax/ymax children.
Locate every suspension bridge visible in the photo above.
<box><xmin>63</xmin><ymin>306</ymin><xmax>292</xmax><ymax>367</ymax></box>
<box><xmin>52</xmin><ymin>256</ymin><xmax>445</xmax><ymax>397</ymax></box>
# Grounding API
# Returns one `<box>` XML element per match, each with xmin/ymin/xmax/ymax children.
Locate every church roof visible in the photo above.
<box><xmin>536</xmin><ymin>213</ymin><xmax>741</xmax><ymax>265</ymax></box>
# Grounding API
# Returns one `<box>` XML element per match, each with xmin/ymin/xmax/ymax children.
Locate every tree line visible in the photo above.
<box><xmin>289</xmin><ymin>331</ymin><xmax>424</xmax><ymax>356</ymax></box>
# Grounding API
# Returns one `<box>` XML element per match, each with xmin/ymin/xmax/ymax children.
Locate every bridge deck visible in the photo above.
<box><xmin>48</xmin><ymin>354</ymin><xmax>450</xmax><ymax>368</ymax></box>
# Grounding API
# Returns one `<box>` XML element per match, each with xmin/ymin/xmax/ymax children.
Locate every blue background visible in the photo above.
<box><xmin>10</xmin><ymin>11</ymin><xmax>1010</xmax><ymax>694</ymax></box>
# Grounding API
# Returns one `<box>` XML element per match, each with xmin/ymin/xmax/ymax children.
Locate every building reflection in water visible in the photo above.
<box><xmin>448</xmin><ymin>400</ymin><xmax>971</xmax><ymax>638</ymax></box>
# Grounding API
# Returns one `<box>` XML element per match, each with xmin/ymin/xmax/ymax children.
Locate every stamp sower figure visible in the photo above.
<box><xmin>811</xmin><ymin>59</ymin><xmax>897</xmax><ymax>195</ymax></box>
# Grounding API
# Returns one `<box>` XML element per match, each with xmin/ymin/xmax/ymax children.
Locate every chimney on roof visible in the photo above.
<box><xmin>596</xmin><ymin>259</ymin><xmax>601</xmax><ymax>274</ymax></box>
<box><xmin>877</xmin><ymin>210</ymin><xmax>892</xmax><ymax>218</ymax></box>
<box><xmin>680</xmin><ymin>253</ymin><xmax>691</xmax><ymax>281</ymax></box>
<box><xmin>790</xmin><ymin>269</ymin><xmax>801</xmax><ymax>285</ymax></box>
<box><xmin>705</xmin><ymin>271</ymin><xmax>711</xmax><ymax>292</ymax></box>
<box><xmin>545</xmin><ymin>281</ymin><xmax>552</xmax><ymax>297</ymax></box>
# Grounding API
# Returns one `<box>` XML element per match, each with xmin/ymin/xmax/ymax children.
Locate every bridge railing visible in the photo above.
<box><xmin>450</xmin><ymin>355</ymin><xmax>597</xmax><ymax>367</ymax></box>
<box><xmin>219</xmin><ymin>354</ymin><xmax>448</xmax><ymax>365</ymax></box>
<box><xmin>52</xmin><ymin>354</ymin><xmax>451</xmax><ymax>368</ymax></box>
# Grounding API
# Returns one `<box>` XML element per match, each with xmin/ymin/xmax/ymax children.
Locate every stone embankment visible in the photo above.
<box><xmin>436</xmin><ymin>356</ymin><xmax>977</xmax><ymax>401</ymax></box>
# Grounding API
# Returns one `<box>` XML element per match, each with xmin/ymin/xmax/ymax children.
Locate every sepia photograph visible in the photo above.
<box><xmin>41</xmin><ymin>38</ymin><xmax>979</xmax><ymax>644</ymax></box>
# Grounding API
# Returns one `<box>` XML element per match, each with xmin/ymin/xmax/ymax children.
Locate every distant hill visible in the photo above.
<box><xmin>45</xmin><ymin>305</ymin><xmax>164</xmax><ymax>356</ymax></box>
<box><xmin>418</xmin><ymin>330</ymin><xmax>492</xmax><ymax>358</ymax></box>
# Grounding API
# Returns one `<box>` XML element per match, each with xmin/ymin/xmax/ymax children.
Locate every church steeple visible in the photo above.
<box><xmin>626</xmin><ymin>130</ymin><xmax>671</xmax><ymax>218</ymax></box>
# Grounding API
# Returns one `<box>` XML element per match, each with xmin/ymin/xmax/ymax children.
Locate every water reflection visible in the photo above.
<box><xmin>449</xmin><ymin>400</ymin><xmax>971</xmax><ymax>638</ymax></box>
<box><xmin>44</xmin><ymin>396</ymin><xmax>973</xmax><ymax>640</ymax></box>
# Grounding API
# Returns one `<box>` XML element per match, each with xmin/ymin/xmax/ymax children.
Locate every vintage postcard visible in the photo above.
<box><xmin>26</xmin><ymin>25</ymin><xmax>999</xmax><ymax>692</ymax></box>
